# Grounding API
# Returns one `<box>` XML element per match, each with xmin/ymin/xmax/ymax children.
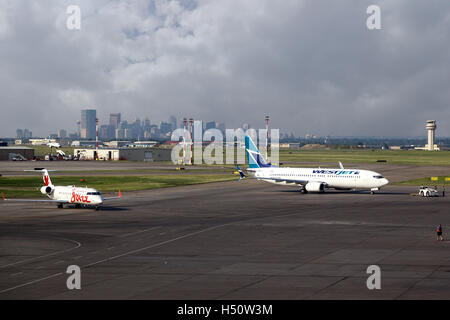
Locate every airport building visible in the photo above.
<box><xmin>415</xmin><ymin>120</ymin><xmax>440</xmax><ymax>151</ymax></box>
<box><xmin>103</xmin><ymin>141</ymin><xmax>131</xmax><ymax>148</ymax></box>
<box><xmin>280</xmin><ymin>143</ymin><xmax>301</xmax><ymax>148</ymax></box>
<box><xmin>29</xmin><ymin>138</ymin><xmax>58</xmax><ymax>146</ymax></box>
<box><xmin>74</xmin><ymin>147</ymin><xmax>171</xmax><ymax>161</ymax></box>
<box><xmin>0</xmin><ymin>146</ymin><xmax>34</xmax><ymax>160</ymax></box>
<box><xmin>70</xmin><ymin>141</ymin><xmax>100</xmax><ymax>147</ymax></box>
<box><xmin>426</xmin><ymin>120</ymin><xmax>438</xmax><ymax>150</ymax></box>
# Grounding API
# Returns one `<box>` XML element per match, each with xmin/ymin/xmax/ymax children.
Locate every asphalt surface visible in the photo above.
<box><xmin>1</xmin><ymin>179</ymin><xmax>450</xmax><ymax>300</ymax></box>
<box><xmin>2</xmin><ymin>161</ymin><xmax>449</xmax><ymax>182</ymax></box>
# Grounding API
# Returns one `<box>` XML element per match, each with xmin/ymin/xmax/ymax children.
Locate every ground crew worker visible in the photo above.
<box><xmin>437</xmin><ymin>224</ymin><xmax>443</xmax><ymax>241</ymax></box>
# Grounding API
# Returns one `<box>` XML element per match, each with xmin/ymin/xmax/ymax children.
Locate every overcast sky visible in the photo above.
<box><xmin>0</xmin><ymin>0</ymin><xmax>449</xmax><ymax>137</ymax></box>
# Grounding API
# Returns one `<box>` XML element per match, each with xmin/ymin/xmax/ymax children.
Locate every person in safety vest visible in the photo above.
<box><xmin>437</xmin><ymin>224</ymin><xmax>443</xmax><ymax>241</ymax></box>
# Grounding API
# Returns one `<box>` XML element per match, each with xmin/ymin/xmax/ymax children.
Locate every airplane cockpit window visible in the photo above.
<box><xmin>373</xmin><ymin>175</ymin><xmax>384</xmax><ymax>179</ymax></box>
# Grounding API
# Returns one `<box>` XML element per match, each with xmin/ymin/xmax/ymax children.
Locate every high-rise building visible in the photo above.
<box><xmin>159</xmin><ymin>122</ymin><xmax>172</xmax><ymax>135</ymax></box>
<box><xmin>129</xmin><ymin>118</ymin><xmax>142</xmax><ymax>140</ymax></box>
<box><xmin>115</xmin><ymin>129</ymin><xmax>125</xmax><ymax>140</ymax></box>
<box><xmin>109</xmin><ymin>113</ymin><xmax>121</xmax><ymax>130</ymax></box>
<box><xmin>58</xmin><ymin>129</ymin><xmax>67</xmax><ymax>139</ymax></box>
<box><xmin>144</xmin><ymin>118</ymin><xmax>151</xmax><ymax>129</ymax></box>
<box><xmin>24</xmin><ymin>129</ymin><xmax>32</xmax><ymax>138</ymax></box>
<box><xmin>115</xmin><ymin>120</ymin><xmax>128</xmax><ymax>139</ymax></box>
<box><xmin>76</xmin><ymin>121</ymin><xmax>81</xmax><ymax>137</ymax></box>
<box><xmin>99</xmin><ymin>125</ymin><xmax>115</xmax><ymax>140</ymax></box>
<box><xmin>169</xmin><ymin>116</ymin><xmax>177</xmax><ymax>131</ymax></box>
<box><xmin>205</xmin><ymin>121</ymin><xmax>216</xmax><ymax>130</ymax></box>
<box><xmin>16</xmin><ymin>129</ymin><xmax>32</xmax><ymax>139</ymax></box>
<box><xmin>217</xmin><ymin>122</ymin><xmax>225</xmax><ymax>133</ymax></box>
<box><xmin>80</xmin><ymin>109</ymin><xmax>97</xmax><ymax>139</ymax></box>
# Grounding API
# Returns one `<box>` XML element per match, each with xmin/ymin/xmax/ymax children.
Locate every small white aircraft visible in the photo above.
<box><xmin>1</xmin><ymin>168</ymin><xmax>121</xmax><ymax>210</ymax></box>
<box><xmin>47</xmin><ymin>142</ymin><xmax>61</xmax><ymax>148</ymax></box>
<box><xmin>239</xmin><ymin>135</ymin><xmax>389</xmax><ymax>194</ymax></box>
<box><xmin>46</xmin><ymin>137</ymin><xmax>61</xmax><ymax>149</ymax></box>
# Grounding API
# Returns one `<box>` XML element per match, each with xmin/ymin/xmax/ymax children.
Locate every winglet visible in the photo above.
<box><xmin>118</xmin><ymin>190</ymin><xmax>122</xmax><ymax>198</ymax></box>
<box><xmin>1</xmin><ymin>192</ymin><xmax>6</xmax><ymax>200</ymax></box>
<box><xmin>339</xmin><ymin>161</ymin><xmax>344</xmax><ymax>169</ymax></box>
<box><xmin>236</xmin><ymin>165</ymin><xmax>246</xmax><ymax>181</ymax></box>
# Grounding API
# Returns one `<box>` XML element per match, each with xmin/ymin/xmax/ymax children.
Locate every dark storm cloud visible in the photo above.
<box><xmin>0</xmin><ymin>0</ymin><xmax>449</xmax><ymax>137</ymax></box>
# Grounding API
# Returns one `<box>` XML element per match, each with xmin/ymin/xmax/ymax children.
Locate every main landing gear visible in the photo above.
<box><xmin>57</xmin><ymin>203</ymin><xmax>63</xmax><ymax>209</ymax></box>
<box><xmin>300</xmin><ymin>187</ymin><xmax>308</xmax><ymax>194</ymax></box>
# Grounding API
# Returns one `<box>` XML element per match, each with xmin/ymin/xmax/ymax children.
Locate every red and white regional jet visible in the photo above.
<box><xmin>1</xmin><ymin>168</ymin><xmax>121</xmax><ymax>210</ymax></box>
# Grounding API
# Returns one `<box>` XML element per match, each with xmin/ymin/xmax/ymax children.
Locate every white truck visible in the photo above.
<box><xmin>419</xmin><ymin>186</ymin><xmax>439</xmax><ymax>197</ymax></box>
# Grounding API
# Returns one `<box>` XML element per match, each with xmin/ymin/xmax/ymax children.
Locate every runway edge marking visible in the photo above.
<box><xmin>0</xmin><ymin>237</ymin><xmax>81</xmax><ymax>269</ymax></box>
<box><xmin>0</xmin><ymin>223</ymin><xmax>230</xmax><ymax>295</ymax></box>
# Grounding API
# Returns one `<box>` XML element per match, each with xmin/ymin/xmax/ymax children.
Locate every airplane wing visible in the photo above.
<box><xmin>241</xmin><ymin>167</ymin><xmax>320</xmax><ymax>186</ymax></box>
<box><xmin>242</xmin><ymin>169</ymin><xmax>309</xmax><ymax>185</ymax></box>
<box><xmin>260</xmin><ymin>176</ymin><xmax>328</xmax><ymax>186</ymax></box>
<box><xmin>1</xmin><ymin>193</ymin><xmax>68</xmax><ymax>203</ymax></box>
<box><xmin>103</xmin><ymin>190</ymin><xmax>122</xmax><ymax>201</ymax></box>
<box><xmin>271</xmin><ymin>178</ymin><xmax>309</xmax><ymax>185</ymax></box>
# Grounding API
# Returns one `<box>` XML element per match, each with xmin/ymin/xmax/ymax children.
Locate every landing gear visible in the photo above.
<box><xmin>370</xmin><ymin>191</ymin><xmax>374</xmax><ymax>195</ymax></box>
<box><xmin>95</xmin><ymin>206</ymin><xmax>100</xmax><ymax>211</ymax></box>
<box><xmin>370</xmin><ymin>188</ymin><xmax>379</xmax><ymax>195</ymax></box>
<box><xmin>300</xmin><ymin>187</ymin><xmax>308</xmax><ymax>194</ymax></box>
<box><xmin>57</xmin><ymin>203</ymin><xmax>63</xmax><ymax>209</ymax></box>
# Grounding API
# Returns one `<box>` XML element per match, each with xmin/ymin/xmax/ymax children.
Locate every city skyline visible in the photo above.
<box><xmin>15</xmin><ymin>110</ymin><xmax>231</xmax><ymax>141</ymax></box>
<box><xmin>1</xmin><ymin>2</ymin><xmax>450</xmax><ymax>138</ymax></box>
<box><xmin>11</xmin><ymin>109</ymin><xmax>449</xmax><ymax>142</ymax></box>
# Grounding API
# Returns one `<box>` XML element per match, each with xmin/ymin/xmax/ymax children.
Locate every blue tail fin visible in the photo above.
<box><xmin>245</xmin><ymin>135</ymin><xmax>272</xmax><ymax>169</ymax></box>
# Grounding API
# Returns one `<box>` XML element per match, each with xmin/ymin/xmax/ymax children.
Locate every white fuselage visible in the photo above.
<box><xmin>252</xmin><ymin>167</ymin><xmax>389</xmax><ymax>190</ymax></box>
<box><xmin>47</xmin><ymin>143</ymin><xmax>61</xmax><ymax>148</ymax></box>
<box><xmin>43</xmin><ymin>185</ymin><xmax>103</xmax><ymax>205</ymax></box>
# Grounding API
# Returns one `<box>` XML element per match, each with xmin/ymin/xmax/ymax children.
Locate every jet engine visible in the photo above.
<box><xmin>304</xmin><ymin>181</ymin><xmax>326</xmax><ymax>192</ymax></box>
<box><xmin>40</xmin><ymin>186</ymin><xmax>54</xmax><ymax>195</ymax></box>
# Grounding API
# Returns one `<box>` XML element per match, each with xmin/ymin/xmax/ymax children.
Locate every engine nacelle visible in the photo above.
<box><xmin>40</xmin><ymin>186</ymin><xmax>54</xmax><ymax>195</ymax></box>
<box><xmin>305</xmin><ymin>181</ymin><xmax>325</xmax><ymax>192</ymax></box>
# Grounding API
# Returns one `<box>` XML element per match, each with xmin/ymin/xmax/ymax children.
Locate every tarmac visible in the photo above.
<box><xmin>1</xmin><ymin>175</ymin><xmax>450</xmax><ymax>299</ymax></box>
<box><xmin>1</xmin><ymin>160</ymin><xmax>449</xmax><ymax>182</ymax></box>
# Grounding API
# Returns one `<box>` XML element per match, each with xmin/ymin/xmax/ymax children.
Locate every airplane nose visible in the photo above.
<box><xmin>383</xmin><ymin>178</ymin><xmax>389</xmax><ymax>186</ymax></box>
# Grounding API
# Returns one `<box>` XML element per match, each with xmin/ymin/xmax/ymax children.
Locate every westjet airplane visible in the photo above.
<box><xmin>240</xmin><ymin>136</ymin><xmax>389</xmax><ymax>194</ymax></box>
<box><xmin>1</xmin><ymin>168</ymin><xmax>121</xmax><ymax>210</ymax></box>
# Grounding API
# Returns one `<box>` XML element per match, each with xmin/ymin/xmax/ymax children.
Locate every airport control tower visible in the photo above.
<box><xmin>426</xmin><ymin>120</ymin><xmax>437</xmax><ymax>151</ymax></box>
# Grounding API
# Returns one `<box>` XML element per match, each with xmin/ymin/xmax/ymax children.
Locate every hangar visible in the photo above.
<box><xmin>0</xmin><ymin>146</ymin><xmax>35</xmax><ymax>160</ymax></box>
<box><xmin>74</xmin><ymin>147</ymin><xmax>171</xmax><ymax>162</ymax></box>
